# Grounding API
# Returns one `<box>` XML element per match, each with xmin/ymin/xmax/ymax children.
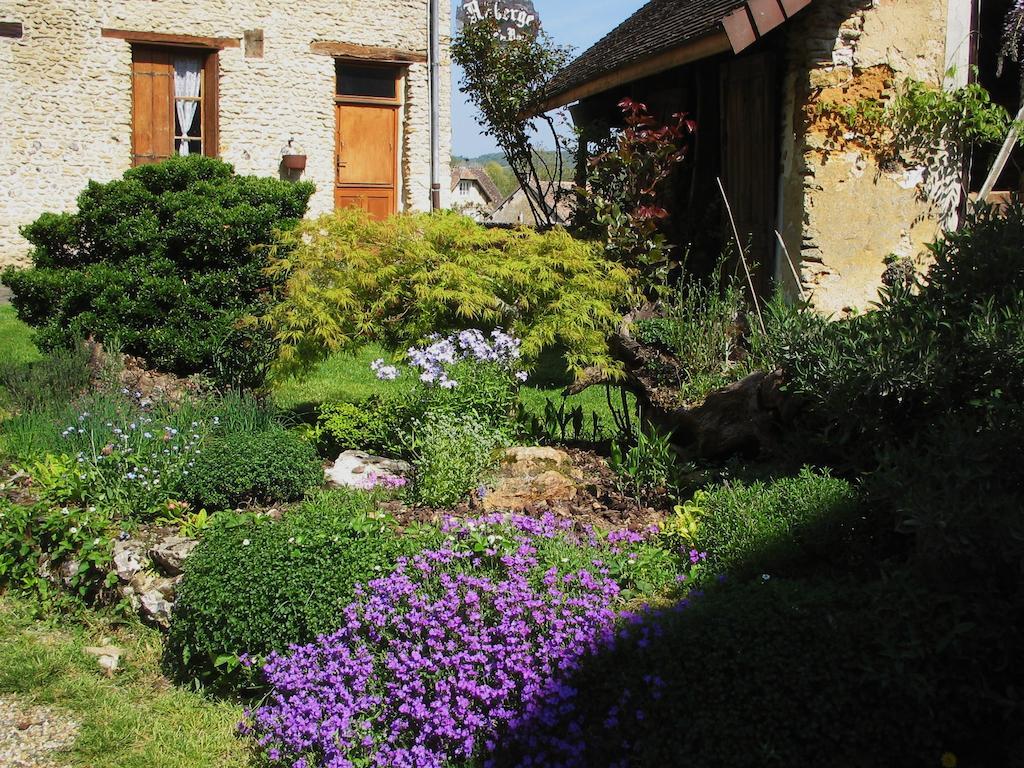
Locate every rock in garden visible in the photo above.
<box><xmin>483</xmin><ymin>447</ymin><xmax>581</xmax><ymax>512</ymax></box>
<box><xmin>57</xmin><ymin>560</ymin><xmax>80</xmax><ymax>589</ymax></box>
<box><xmin>83</xmin><ymin>645</ymin><xmax>123</xmax><ymax>677</ymax></box>
<box><xmin>126</xmin><ymin>572</ymin><xmax>177</xmax><ymax>629</ymax></box>
<box><xmin>112</xmin><ymin>541</ymin><xmax>145</xmax><ymax>582</ymax></box>
<box><xmin>326</xmin><ymin>450</ymin><xmax>413</xmax><ymax>490</ymax></box>
<box><xmin>148</xmin><ymin>536</ymin><xmax>198</xmax><ymax>576</ymax></box>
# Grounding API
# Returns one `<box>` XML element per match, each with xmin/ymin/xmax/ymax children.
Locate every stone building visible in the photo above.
<box><xmin>490</xmin><ymin>181</ymin><xmax>575</xmax><ymax>226</ymax></box>
<box><xmin>0</xmin><ymin>1</ymin><xmax>451</xmax><ymax>268</ymax></box>
<box><xmin>546</xmin><ymin>0</ymin><xmax>1008</xmax><ymax>315</ymax></box>
<box><xmin>451</xmin><ymin>165</ymin><xmax>501</xmax><ymax>220</ymax></box>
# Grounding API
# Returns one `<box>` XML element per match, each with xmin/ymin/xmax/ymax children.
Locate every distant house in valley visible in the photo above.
<box><xmin>489</xmin><ymin>181</ymin><xmax>575</xmax><ymax>226</ymax></box>
<box><xmin>545</xmin><ymin>0</ymin><xmax>1011</xmax><ymax>315</ymax></box>
<box><xmin>450</xmin><ymin>166</ymin><xmax>502</xmax><ymax>220</ymax></box>
<box><xmin>0</xmin><ymin>1</ymin><xmax>452</xmax><ymax>268</ymax></box>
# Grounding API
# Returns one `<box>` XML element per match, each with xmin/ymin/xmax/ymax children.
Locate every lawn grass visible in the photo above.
<box><xmin>0</xmin><ymin>596</ymin><xmax>250</xmax><ymax>768</ymax></box>
<box><xmin>0</xmin><ymin>306</ymin><xmax>40</xmax><ymax>367</ymax></box>
<box><xmin>271</xmin><ymin>345</ymin><xmax>632</xmax><ymax>439</ymax></box>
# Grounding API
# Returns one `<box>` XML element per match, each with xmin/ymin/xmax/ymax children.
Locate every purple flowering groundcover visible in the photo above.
<box><xmin>241</xmin><ymin>514</ymin><xmax>682</xmax><ymax>768</ymax></box>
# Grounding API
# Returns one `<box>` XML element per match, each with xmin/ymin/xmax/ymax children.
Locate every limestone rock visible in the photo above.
<box><xmin>326</xmin><ymin>450</ymin><xmax>412</xmax><ymax>490</ymax></box>
<box><xmin>111</xmin><ymin>541</ymin><xmax>145</xmax><ymax>582</ymax></box>
<box><xmin>126</xmin><ymin>571</ymin><xmax>177</xmax><ymax>629</ymax></box>
<box><xmin>57</xmin><ymin>560</ymin><xmax>80</xmax><ymax>589</ymax></box>
<box><xmin>83</xmin><ymin>645</ymin><xmax>123</xmax><ymax>677</ymax></box>
<box><xmin>148</xmin><ymin>536</ymin><xmax>198</xmax><ymax>576</ymax></box>
<box><xmin>482</xmin><ymin>447</ymin><xmax>580</xmax><ymax>512</ymax></box>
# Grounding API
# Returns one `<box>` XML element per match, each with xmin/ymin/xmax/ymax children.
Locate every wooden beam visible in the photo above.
<box><xmin>101</xmin><ymin>28</ymin><xmax>239</xmax><ymax>49</ymax></box>
<box><xmin>541</xmin><ymin>31</ymin><xmax>731</xmax><ymax>111</ymax></box>
<box><xmin>723</xmin><ymin>7</ymin><xmax>757</xmax><ymax>52</ymax></box>
<box><xmin>749</xmin><ymin>0</ymin><xmax>786</xmax><ymax>36</ymax></box>
<box><xmin>310</xmin><ymin>40</ymin><xmax>427</xmax><ymax>63</ymax></box>
<box><xmin>0</xmin><ymin>21</ymin><xmax>23</xmax><ymax>38</ymax></box>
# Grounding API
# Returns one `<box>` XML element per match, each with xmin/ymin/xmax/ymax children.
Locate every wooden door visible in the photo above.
<box><xmin>721</xmin><ymin>51</ymin><xmax>778</xmax><ymax>295</ymax></box>
<box><xmin>335</xmin><ymin>103</ymin><xmax>398</xmax><ymax>219</ymax></box>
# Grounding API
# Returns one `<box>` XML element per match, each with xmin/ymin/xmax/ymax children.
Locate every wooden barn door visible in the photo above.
<box><xmin>335</xmin><ymin>103</ymin><xmax>398</xmax><ymax>219</ymax></box>
<box><xmin>721</xmin><ymin>51</ymin><xmax>778</xmax><ymax>295</ymax></box>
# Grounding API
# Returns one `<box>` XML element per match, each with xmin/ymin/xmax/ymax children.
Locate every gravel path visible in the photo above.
<box><xmin>0</xmin><ymin>696</ymin><xmax>77</xmax><ymax>768</ymax></box>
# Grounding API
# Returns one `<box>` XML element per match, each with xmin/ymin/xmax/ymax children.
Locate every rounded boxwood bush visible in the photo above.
<box><xmin>2</xmin><ymin>155</ymin><xmax>314</xmax><ymax>388</ymax></box>
<box><xmin>185</xmin><ymin>427</ymin><xmax>322</xmax><ymax>510</ymax></box>
<box><xmin>164</xmin><ymin>490</ymin><xmax>411</xmax><ymax>691</ymax></box>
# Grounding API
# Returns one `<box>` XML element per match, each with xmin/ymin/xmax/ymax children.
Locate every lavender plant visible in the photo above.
<box><xmin>411</xmin><ymin>411</ymin><xmax>508</xmax><ymax>507</ymax></box>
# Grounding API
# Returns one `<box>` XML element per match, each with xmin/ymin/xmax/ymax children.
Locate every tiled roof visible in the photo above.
<box><xmin>547</xmin><ymin>0</ymin><xmax>746</xmax><ymax>103</ymax></box>
<box><xmin>451</xmin><ymin>165</ymin><xmax>502</xmax><ymax>204</ymax></box>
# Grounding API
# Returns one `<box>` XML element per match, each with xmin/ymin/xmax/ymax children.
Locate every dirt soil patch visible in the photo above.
<box><xmin>382</xmin><ymin>448</ymin><xmax>673</xmax><ymax>534</ymax></box>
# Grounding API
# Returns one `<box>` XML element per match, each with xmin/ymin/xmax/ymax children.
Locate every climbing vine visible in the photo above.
<box><xmin>815</xmin><ymin>75</ymin><xmax>1022</xmax><ymax>165</ymax></box>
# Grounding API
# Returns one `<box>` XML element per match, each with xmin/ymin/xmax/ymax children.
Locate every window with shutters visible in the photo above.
<box><xmin>131</xmin><ymin>45</ymin><xmax>218</xmax><ymax>165</ymax></box>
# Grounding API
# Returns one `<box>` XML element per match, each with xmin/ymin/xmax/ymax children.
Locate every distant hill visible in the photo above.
<box><xmin>452</xmin><ymin>150</ymin><xmax>568</xmax><ymax>198</ymax></box>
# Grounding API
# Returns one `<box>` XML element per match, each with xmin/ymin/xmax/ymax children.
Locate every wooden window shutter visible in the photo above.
<box><xmin>203</xmin><ymin>51</ymin><xmax>219</xmax><ymax>157</ymax></box>
<box><xmin>131</xmin><ymin>46</ymin><xmax>175</xmax><ymax>165</ymax></box>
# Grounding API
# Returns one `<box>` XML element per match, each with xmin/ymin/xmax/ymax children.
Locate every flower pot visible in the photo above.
<box><xmin>282</xmin><ymin>154</ymin><xmax>306</xmax><ymax>170</ymax></box>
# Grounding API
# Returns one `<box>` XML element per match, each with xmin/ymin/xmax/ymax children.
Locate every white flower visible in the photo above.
<box><xmin>242</xmin><ymin>539</ymin><xmax>251</xmax><ymax>546</ymax></box>
<box><xmin>69</xmin><ymin>527</ymin><xmax>78</xmax><ymax>534</ymax></box>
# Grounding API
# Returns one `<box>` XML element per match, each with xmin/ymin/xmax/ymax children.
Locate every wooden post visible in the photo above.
<box><xmin>978</xmin><ymin>104</ymin><xmax>1024</xmax><ymax>201</ymax></box>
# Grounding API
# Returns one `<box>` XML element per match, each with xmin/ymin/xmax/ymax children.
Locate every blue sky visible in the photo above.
<box><xmin>450</xmin><ymin>0</ymin><xmax>648</xmax><ymax>157</ymax></box>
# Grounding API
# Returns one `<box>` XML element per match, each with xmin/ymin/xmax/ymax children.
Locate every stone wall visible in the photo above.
<box><xmin>0</xmin><ymin>0</ymin><xmax>451</xmax><ymax>267</ymax></box>
<box><xmin>776</xmin><ymin>0</ymin><xmax>956</xmax><ymax>315</ymax></box>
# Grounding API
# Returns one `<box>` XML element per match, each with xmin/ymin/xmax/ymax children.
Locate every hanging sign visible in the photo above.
<box><xmin>457</xmin><ymin>0</ymin><xmax>541</xmax><ymax>40</ymax></box>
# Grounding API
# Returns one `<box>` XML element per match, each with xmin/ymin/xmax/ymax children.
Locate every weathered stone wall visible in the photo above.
<box><xmin>776</xmin><ymin>0</ymin><xmax>955</xmax><ymax>315</ymax></box>
<box><xmin>0</xmin><ymin>0</ymin><xmax>451</xmax><ymax>267</ymax></box>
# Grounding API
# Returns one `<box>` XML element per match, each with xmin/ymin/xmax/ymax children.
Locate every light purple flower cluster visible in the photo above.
<box><xmin>244</xmin><ymin>515</ymin><xmax>623</xmax><ymax>768</ymax></box>
<box><xmin>357</xmin><ymin>473</ymin><xmax>408</xmax><ymax>491</ymax></box>
<box><xmin>370</xmin><ymin>328</ymin><xmax>526</xmax><ymax>388</ymax></box>
<box><xmin>370</xmin><ymin>359</ymin><xmax>399</xmax><ymax>381</ymax></box>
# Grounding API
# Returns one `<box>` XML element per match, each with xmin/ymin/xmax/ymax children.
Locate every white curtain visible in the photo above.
<box><xmin>173</xmin><ymin>57</ymin><xmax>202</xmax><ymax>155</ymax></box>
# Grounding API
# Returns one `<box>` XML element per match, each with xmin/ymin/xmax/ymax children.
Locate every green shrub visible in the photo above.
<box><xmin>413</xmin><ymin>411</ymin><xmax>507</xmax><ymax>507</ymax></box>
<box><xmin>667</xmin><ymin>467</ymin><xmax>862</xmax><ymax>581</ymax></box>
<box><xmin>164</xmin><ymin>490</ymin><xmax>410</xmax><ymax>691</ymax></box>
<box><xmin>0</xmin><ymin>459</ymin><xmax>116</xmax><ymax>609</ymax></box>
<box><xmin>868</xmin><ymin>406</ymin><xmax>1024</xmax><ymax>592</ymax></box>
<box><xmin>317</xmin><ymin>395</ymin><xmax>410</xmax><ymax>456</ymax></box>
<box><xmin>185</xmin><ymin>427</ymin><xmax>322</xmax><ymax>510</ymax></box>
<box><xmin>774</xmin><ymin>202</ymin><xmax>1024</xmax><ymax>446</ymax></box>
<box><xmin>2</xmin><ymin>156</ymin><xmax>314</xmax><ymax>388</ymax></box>
<box><xmin>259</xmin><ymin>209</ymin><xmax>639</xmax><ymax>379</ymax></box>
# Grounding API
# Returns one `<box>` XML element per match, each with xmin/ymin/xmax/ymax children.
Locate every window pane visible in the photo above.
<box><xmin>337</xmin><ymin>64</ymin><xmax>397</xmax><ymax>98</ymax></box>
<box><xmin>174</xmin><ymin>102</ymin><xmax>202</xmax><ymax>138</ymax></box>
